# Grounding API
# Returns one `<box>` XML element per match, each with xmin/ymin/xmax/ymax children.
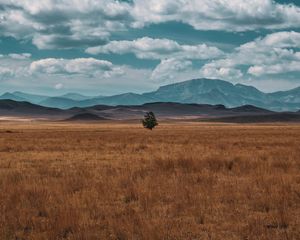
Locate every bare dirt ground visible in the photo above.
<box><xmin>0</xmin><ymin>122</ymin><xmax>299</xmax><ymax>239</ymax></box>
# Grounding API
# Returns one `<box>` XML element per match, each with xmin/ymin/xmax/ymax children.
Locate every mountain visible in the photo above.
<box><xmin>59</xmin><ymin>93</ymin><xmax>94</xmax><ymax>101</ymax></box>
<box><xmin>70</xmin><ymin>79</ymin><xmax>300</xmax><ymax>111</ymax></box>
<box><xmin>80</xmin><ymin>93</ymin><xmax>154</xmax><ymax>107</ymax></box>
<box><xmin>144</xmin><ymin>79</ymin><xmax>238</xmax><ymax>103</ymax></box>
<box><xmin>0</xmin><ymin>93</ymin><xmax>27</xmax><ymax>102</ymax></box>
<box><xmin>268</xmin><ymin>87</ymin><xmax>300</xmax><ymax>104</ymax></box>
<box><xmin>143</xmin><ymin>79</ymin><xmax>272</xmax><ymax>108</ymax></box>
<box><xmin>1</xmin><ymin>92</ymin><xmax>98</xmax><ymax>107</ymax></box>
<box><xmin>141</xmin><ymin>79</ymin><xmax>299</xmax><ymax>111</ymax></box>
<box><xmin>1</xmin><ymin>79</ymin><xmax>300</xmax><ymax>111</ymax></box>
<box><xmin>12</xmin><ymin>91</ymin><xmax>49</xmax><ymax>104</ymax></box>
<box><xmin>38</xmin><ymin>93</ymin><xmax>152</xmax><ymax>109</ymax></box>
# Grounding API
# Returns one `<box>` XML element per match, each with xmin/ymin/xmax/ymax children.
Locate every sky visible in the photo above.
<box><xmin>0</xmin><ymin>0</ymin><xmax>300</xmax><ymax>96</ymax></box>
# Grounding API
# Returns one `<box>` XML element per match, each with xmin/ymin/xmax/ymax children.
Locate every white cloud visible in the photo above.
<box><xmin>0</xmin><ymin>0</ymin><xmax>131</xmax><ymax>49</ymax></box>
<box><xmin>86</xmin><ymin>37</ymin><xmax>180</xmax><ymax>57</ymax></box>
<box><xmin>1</xmin><ymin>0</ymin><xmax>300</xmax><ymax>49</ymax></box>
<box><xmin>0</xmin><ymin>54</ymin><xmax>32</xmax><ymax>80</ymax></box>
<box><xmin>151</xmin><ymin>58</ymin><xmax>193</xmax><ymax>82</ymax></box>
<box><xmin>8</xmin><ymin>53</ymin><xmax>32</xmax><ymax>60</ymax></box>
<box><xmin>29</xmin><ymin>58</ymin><xmax>123</xmax><ymax>77</ymax></box>
<box><xmin>241</xmin><ymin>31</ymin><xmax>300</xmax><ymax>49</ymax></box>
<box><xmin>200</xmin><ymin>31</ymin><xmax>300</xmax><ymax>78</ymax></box>
<box><xmin>54</xmin><ymin>83</ymin><xmax>63</xmax><ymax>90</ymax></box>
<box><xmin>200</xmin><ymin>66</ymin><xmax>243</xmax><ymax>80</ymax></box>
<box><xmin>242</xmin><ymin>31</ymin><xmax>300</xmax><ymax>76</ymax></box>
<box><xmin>86</xmin><ymin>37</ymin><xmax>223</xmax><ymax>60</ymax></box>
<box><xmin>132</xmin><ymin>0</ymin><xmax>300</xmax><ymax>31</ymax></box>
<box><xmin>0</xmin><ymin>53</ymin><xmax>32</xmax><ymax>60</ymax></box>
<box><xmin>0</xmin><ymin>66</ymin><xmax>14</xmax><ymax>79</ymax></box>
<box><xmin>0</xmin><ymin>54</ymin><xmax>155</xmax><ymax>95</ymax></box>
<box><xmin>248</xmin><ymin>61</ymin><xmax>300</xmax><ymax>76</ymax></box>
<box><xmin>30</xmin><ymin>58</ymin><xmax>66</xmax><ymax>74</ymax></box>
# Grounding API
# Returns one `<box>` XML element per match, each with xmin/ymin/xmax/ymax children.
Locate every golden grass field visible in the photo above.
<box><xmin>0</xmin><ymin>122</ymin><xmax>299</xmax><ymax>240</ymax></box>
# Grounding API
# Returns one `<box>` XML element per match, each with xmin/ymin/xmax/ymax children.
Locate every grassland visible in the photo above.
<box><xmin>0</xmin><ymin>122</ymin><xmax>299</xmax><ymax>239</ymax></box>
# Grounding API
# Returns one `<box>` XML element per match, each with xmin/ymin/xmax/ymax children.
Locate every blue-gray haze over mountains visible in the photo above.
<box><xmin>1</xmin><ymin>79</ymin><xmax>299</xmax><ymax>111</ymax></box>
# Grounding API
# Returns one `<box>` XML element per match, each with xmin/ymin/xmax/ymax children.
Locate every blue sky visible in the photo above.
<box><xmin>0</xmin><ymin>0</ymin><xmax>300</xmax><ymax>96</ymax></box>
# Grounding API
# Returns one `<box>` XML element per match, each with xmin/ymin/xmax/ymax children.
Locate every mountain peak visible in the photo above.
<box><xmin>158</xmin><ymin>78</ymin><xmax>233</xmax><ymax>89</ymax></box>
<box><xmin>60</xmin><ymin>93</ymin><xmax>92</xmax><ymax>101</ymax></box>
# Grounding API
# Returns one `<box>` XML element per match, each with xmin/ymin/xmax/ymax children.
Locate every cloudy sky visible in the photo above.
<box><xmin>0</xmin><ymin>0</ymin><xmax>300</xmax><ymax>95</ymax></box>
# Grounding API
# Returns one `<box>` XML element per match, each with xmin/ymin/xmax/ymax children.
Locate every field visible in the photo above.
<box><xmin>0</xmin><ymin>122</ymin><xmax>299</xmax><ymax>240</ymax></box>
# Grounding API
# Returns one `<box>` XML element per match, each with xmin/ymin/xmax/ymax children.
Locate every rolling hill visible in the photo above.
<box><xmin>66</xmin><ymin>113</ymin><xmax>107</xmax><ymax>121</ymax></box>
<box><xmin>2</xmin><ymin>99</ymin><xmax>299</xmax><ymax>122</ymax></box>
<box><xmin>206</xmin><ymin>113</ymin><xmax>300</xmax><ymax>123</ymax></box>
<box><xmin>39</xmin><ymin>97</ymin><xmax>81</xmax><ymax>109</ymax></box>
<box><xmin>0</xmin><ymin>99</ymin><xmax>66</xmax><ymax>119</ymax></box>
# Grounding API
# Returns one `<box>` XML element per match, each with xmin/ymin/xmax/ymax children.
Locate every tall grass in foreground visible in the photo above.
<box><xmin>0</xmin><ymin>123</ymin><xmax>299</xmax><ymax>239</ymax></box>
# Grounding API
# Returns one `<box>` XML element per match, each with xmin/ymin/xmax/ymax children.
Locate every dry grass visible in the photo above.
<box><xmin>0</xmin><ymin>122</ymin><xmax>299</xmax><ymax>240</ymax></box>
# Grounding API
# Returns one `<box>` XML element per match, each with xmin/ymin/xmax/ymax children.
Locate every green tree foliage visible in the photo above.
<box><xmin>142</xmin><ymin>112</ymin><xmax>158</xmax><ymax>130</ymax></box>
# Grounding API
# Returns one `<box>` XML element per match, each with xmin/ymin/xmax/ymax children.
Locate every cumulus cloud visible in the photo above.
<box><xmin>0</xmin><ymin>0</ymin><xmax>132</xmax><ymax>49</ymax></box>
<box><xmin>0</xmin><ymin>53</ymin><xmax>155</xmax><ymax>94</ymax></box>
<box><xmin>200</xmin><ymin>66</ymin><xmax>243</xmax><ymax>80</ymax></box>
<box><xmin>0</xmin><ymin>53</ymin><xmax>32</xmax><ymax>60</ymax></box>
<box><xmin>240</xmin><ymin>31</ymin><xmax>300</xmax><ymax>76</ymax></box>
<box><xmin>86</xmin><ymin>37</ymin><xmax>223</xmax><ymax>60</ymax></box>
<box><xmin>1</xmin><ymin>0</ymin><xmax>300</xmax><ymax>49</ymax></box>
<box><xmin>0</xmin><ymin>54</ymin><xmax>32</xmax><ymax>80</ymax></box>
<box><xmin>240</xmin><ymin>31</ymin><xmax>300</xmax><ymax>49</ymax></box>
<box><xmin>8</xmin><ymin>53</ymin><xmax>31</xmax><ymax>60</ymax></box>
<box><xmin>151</xmin><ymin>58</ymin><xmax>193</xmax><ymax>82</ymax></box>
<box><xmin>200</xmin><ymin>31</ymin><xmax>300</xmax><ymax>78</ymax></box>
<box><xmin>248</xmin><ymin>61</ymin><xmax>300</xmax><ymax>76</ymax></box>
<box><xmin>29</xmin><ymin>58</ymin><xmax>123</xmax><ymax>78</ymax></box>
<box><xmin>0</xmin><ymin>66</ymin><xmax>14</xmax><ymax>79</ymax></box>
<box><xmin>132</xmin><ymin>0</ymin><xmax>300</xmax><ymax>31</ymax></box>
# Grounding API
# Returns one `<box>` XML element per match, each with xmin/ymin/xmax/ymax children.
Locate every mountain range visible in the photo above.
<box><xmin>0</xmin><ymin>78</ymin><xmax>300</xmax><ymax>111</ymax></box>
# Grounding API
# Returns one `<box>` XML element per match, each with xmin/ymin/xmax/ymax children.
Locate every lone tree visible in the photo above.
<box><xmin>142</xmin><ymin>112</ymin><xmax>158</xmax><ymax>130</ymax></box>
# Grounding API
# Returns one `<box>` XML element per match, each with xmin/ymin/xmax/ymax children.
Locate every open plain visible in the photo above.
<box><xmin>0</xmin><ymin>122</ymin><xmax>299</xmax><ymax>240</ymax></box>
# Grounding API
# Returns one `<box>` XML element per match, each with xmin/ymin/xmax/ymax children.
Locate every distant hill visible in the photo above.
<box><xmin>66</xmin><ymin>113</ymin><xmax>107</xmax><ymax>121</ymax></box>
<box><xmin>0</xmin><ymin>99</ymin><xmax>66</xmax><ymax>119</ymax></box>
<box><xmin>1</xmin><ymin>79</ymin><xmax>300</xmax><ymax>111</ymax></box>
<box><xmin>229</xmin><ymin>105</ymin><xmax>273</xmax><ymax>113</ymax></box>
<box><xmin>39</xmin><ymin>97</ymin><xmax>81</xmax><ymax>109</ymax></box>
<box><xmin>1</xmin><ymin>99</ymin><xmax>299</xmax><ymax>122</ymax></box>
<box><xmin>206</xmin><ymin>113</ymin><xmax>300</xmax><ymax>123</ymax></box>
